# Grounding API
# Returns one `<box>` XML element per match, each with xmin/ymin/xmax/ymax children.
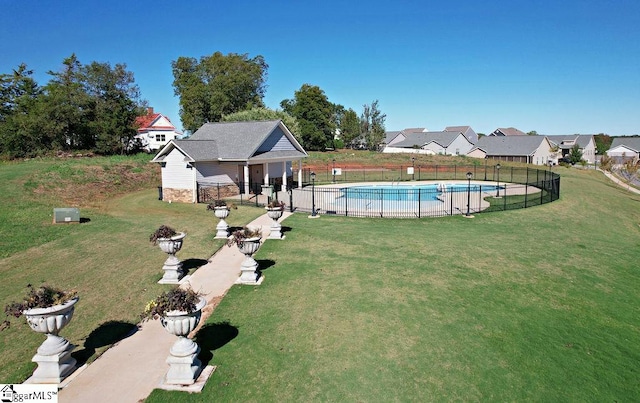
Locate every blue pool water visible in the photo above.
<box><xmin>343</xmin><ymin>184</ymin><xmax>501</xmax><ymax>201</ymax></box>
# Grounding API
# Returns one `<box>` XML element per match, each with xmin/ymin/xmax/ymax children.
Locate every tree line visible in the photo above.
<box><xmin>0</xmin><ymin>54</ymin><xmax>145</xmax><ymax>159</ymax></box>
<box><xmin>172</xmin><ymin>52</ymin><xmax>386</xmax><ymax>151</ymax></box>
<box><xmin>1</xmin><ymin>51</ymin><xmax>385</xmax><ymax>159</ymax></box>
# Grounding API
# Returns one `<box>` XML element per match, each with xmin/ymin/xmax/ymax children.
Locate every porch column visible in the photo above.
<box><xmin>282</xmin><ymin>161</ymin><xmax>287</xmax><ymax>190</ymax></box>
<box><xmin>243</xmin><ymin>164</ymin><xmax>250</xmax><ymax>195</ymax></box>
<box><xmin>264</xmin><ymin>162</ymin><xmax>270</xmax><ymax>186</ymax></box>
<box><xmin>297</xmin><ymin>159</ymin><xmax>303</xmax><ymax>188</ymax></box>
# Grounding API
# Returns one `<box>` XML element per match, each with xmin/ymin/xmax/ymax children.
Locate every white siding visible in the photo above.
<box><xmin>195</xmin><ymin>162</ymin><xmax>238</xmax><ymax>185</ymax></box>
<box><xmin>382</xmin><ymin>147</ymin><xmax>435</xmax><ymax>155</ymax></box>
<box><xmin>266</xmin><ymin>162</ymin><xmax>286</xmax><ymax>177</ymax></box>
<box><xmin>257</xmin><ymin>127</ymin><xmax>297</xmax><ymax>152</ymax></box>
<box><xmin>607</xmin><ymin>145</ymin><xmax>638</xmax><ymax>158</ymax></box>
<box><xmin>531</xmin><ymin>139</ymin><xmax>554</xmax><ymax>165</ymax></box>
<box><xmin>162</xmin><ymin>148</ymin><xmax>195</xmax><ymax>189</ymax></box>
<box><xmin>422</xmin><ymin>134</ymin><xmax>473</xmax><ymax>155</ymax></box>
<box><xmin>447</xmin><ymin>135</ymin><xmax>474</xmax><ymax>155</ymax></box>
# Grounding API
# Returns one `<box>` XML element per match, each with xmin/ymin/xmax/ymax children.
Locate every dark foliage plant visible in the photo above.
<box><xmin>226</xmin><ymin>226</ymin><xmax>262</xmax><ymax>248</ymax></box>
<box><xmin>206</xmin><ymin>200</ymin><xmax>236</xmax><ymax>210</ymax></box>
<box><xmin>149</xmin><ymin>225</ymin><xmax>177</xmax><ymax>245</ymax></box>
<box><xmin>140</xmin><ymin>287</ymin><xmax>202</xmax><ymax>322</ymax></box>
<box><xmin>2</xmin><ymin>284</ymin><xmax>78</xmax><ymax>330</ymax></box>
<box><xmin>266</xmin><ymin>199</ymin><xmax>285</xmax><ymax>209</ymax></box>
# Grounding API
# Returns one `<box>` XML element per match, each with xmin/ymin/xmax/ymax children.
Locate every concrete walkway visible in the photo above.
<box><xmin>58</xmin><ymin>212</ymin><xmax>291</xmax><ymax>403</ymax></box>
<box><xmin>600</xmin><ymin>169</ymin><xmax>640</xmax><ymax>195</ymax></box>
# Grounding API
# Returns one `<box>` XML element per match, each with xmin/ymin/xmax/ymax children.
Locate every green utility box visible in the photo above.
<box><xmin>53</xmin><ymin>208</ymin><xmax>80</xmax><ymax>224</ymax></box>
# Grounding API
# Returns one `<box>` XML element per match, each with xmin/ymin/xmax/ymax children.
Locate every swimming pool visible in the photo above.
<box><xmin>342</xmin><ymin>183</ymin><xmax>502</xmax><ymax>202</ymax></box>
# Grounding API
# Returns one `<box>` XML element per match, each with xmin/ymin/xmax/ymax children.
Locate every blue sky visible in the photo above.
<box><xmin>2</xmin><ymin>0</ymin><xmax>639</xmax><ymax>135</ymax></box>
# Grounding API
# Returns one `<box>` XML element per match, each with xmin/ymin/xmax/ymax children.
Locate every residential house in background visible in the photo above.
<box><xmin>445</xmin><ymin>126</ymin><xmax>478</xmax><ymax>144</ymax></box>
<box><xmin>151</xmin><ymin>120</ymin><xmax>307</xmax><ymax>203</ymax></box>
<box><xmin>468</xmin><ymin>135</ymin><xmax>554</xmax><ymax>165</ymax></box>
<box><xmin>134</xmin><ymin>107</ymin><xmax>182</xmax><ymax>152</ymax></box>
<box><xmin>489</xmin><ymin>127</ymin><xmax>527</xmax><ymax>136</ymax></box>
<box><xmin>547</xmin><ymin>135</ymin><xmax>597</xmax><ymax>164</ymax></box>
<box><xmin>383</xmin><ymin>131</ymin><xmax>474</xmax><ymax>155</ymax></box>
<box><xmin>606</xmin><ymin>137</ymin><xmax>640</xmax><ymax>164</ymax></box>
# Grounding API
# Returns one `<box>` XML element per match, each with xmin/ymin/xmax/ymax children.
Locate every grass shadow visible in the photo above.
<box><xmin>195</xmin><ymin>321</ymin><xmax>239</xmax><ymax>366</ymax></box>
<box><xmin>255</xmin><ymin>259</ymin><xmax>276</xmax><ymax>282</ymax></box>
<box><xmin>281</xmin><ymin>225</ymin><xmax>292</xmax><ymax>235</ymax></box>
<box><xmin>256</xmin><ymin>259</ymin><xmax>276</xmax><ymax>272</ymax></box>
<box><xmin>182</xmin><ymin>258</ymin><xmax>209</xmax><ymax>274</ymax></box>
<box><xmin>72</xmin><ymin>320</ymin><xmax>137</xmax><ymax>366</ymax></box>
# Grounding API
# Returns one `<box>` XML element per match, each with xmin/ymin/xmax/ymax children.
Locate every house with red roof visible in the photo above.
<box><xmin>134</xmin><ymin>107</ymin><xmax>182</xmax><ymax>152</ymax></box>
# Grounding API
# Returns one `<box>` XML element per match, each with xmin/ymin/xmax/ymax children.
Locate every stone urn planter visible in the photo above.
<box><xmin>151</xmin><ymin>225</ymin><xmax>187</xmax><ymax>284</ymax></box>
<box><xmin>157</xmin><ymin>232</ymin><xmax>186</xmax><ymax>284</ymax></box>
<box><xmin>265</xmin><ymin>207</ymin><xmax>284</xmax><ymax>239</ymax></box>
<box><xmin>213</xmin><ymin>207</ymin><xmax>230</xmax><ymax>238</ymax></box>
<box><xmin>207</xmin><ymin>201</ymin><xmax>234</xmax><ymax>239</ymax></box>
<box><xmin>160</xmin><ymin>296</ymin><xmax>207</xmax><ymax>385</ymax></box>
<box><xmin>238</xmin><ymin>237</ymin><xmax>261</xmax><ymax>284</ymax></box>
<box><xmin>24</xmin><ymin>297</ymin><xmax>79</xmax><ymax>383</ymax></box>
<box><xmin>227</xmin><ymin>227</ymin><xmax>263</xmax><ymax>285</ymax></box>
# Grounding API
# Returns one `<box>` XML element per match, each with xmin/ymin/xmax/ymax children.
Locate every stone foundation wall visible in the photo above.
<box><xmin>163</xmin><ymin>188</ymin><xmax>194</xmax><ymax>203</ymax></box>
<box><xmin>198</xmin><ymin>183</ymin><xmax>241</xmax><ymax>203</ymax></box>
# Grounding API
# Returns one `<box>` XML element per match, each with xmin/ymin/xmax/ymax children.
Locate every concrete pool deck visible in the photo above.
<box><xmin>291</xmin><ymin>180</ymin><xmax>541</xmax><ymax>217</ymax></box>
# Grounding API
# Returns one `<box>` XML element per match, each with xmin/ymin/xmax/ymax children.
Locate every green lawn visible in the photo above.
<box><xmin>148</xmin><ymin>167</ymin><xmax>640</xmax><ymax>401</ymax></box>
<box><xmin>0</xmin><ymin>156</ymin><xmax>265</xmax><ymax>382</ymax></box>
<box><xmin>1</xmin><ymin>157</ymin><xmax>638</xmax><ymax>401</ymax></box>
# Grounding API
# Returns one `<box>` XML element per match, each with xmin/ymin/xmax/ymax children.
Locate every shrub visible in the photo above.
<box><xmin>149</xmin><ymin>225</ymin><xmax>177</xmax><ymax>245</ymax></box>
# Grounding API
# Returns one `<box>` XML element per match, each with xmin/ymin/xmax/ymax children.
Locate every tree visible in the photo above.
<box><xmin>569</xmin><ymin>143</ymin><xmax>583</xmax><ymax>164</ymax></box>
<box><xmin>360</xmin><ymin>100</ymin><xmax>386</xmax><ymax>151</ymax></box>
<box><xmin>594</xmin><ymin>133</ymin><xmax>611</xmax><ymax>154</ymax></box>
<box><xmin>339</xmin><ymin>108</ymin><xmax>360</xmax><ymax>148</ymax></box>
<box><xmin>42</xmin><ymin>54</ymin><xmax>95</xmax><ymax>150</ymax></box>
<box><xmin>1</xmin><ymin>55</ymin><xmax>145</xmax><ymax>158</ymax></box>
<box><xmin>527</xmin><ymin>130</ymin><xmax>538</xmax><ymax>136</ymax></box>
<box><xmin>0</xmin><ymin>64</ymin><xmax>44</xmax><ymax>158</ymax></box>
<box><xmin>83</xmin><ymin>61</ymin><xmax>143</xmax><ymax>154</ymax></box>
<box><xmin>222</xmin><ymin>107</ymin><xmax>300</xmax><ymax>141</ymax></box>
<box><xmin>172</xmin><ymin>52</ymin><xmax>268</xmax><ymax>132</ymax></box>
<box><xmin>281</xmin><ymin>84</ymin><xmax>335</xmax><ymax>151</ymax></box>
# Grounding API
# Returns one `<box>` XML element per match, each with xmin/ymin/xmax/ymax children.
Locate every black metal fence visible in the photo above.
<box><xmin>196</xmin><ymin>164</ymin><xmax>560</xmax><ymax>218</ymax></box>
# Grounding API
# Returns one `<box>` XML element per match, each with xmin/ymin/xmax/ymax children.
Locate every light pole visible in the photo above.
<box><xmin>310</xmin><ymin>171</ymin><xmax>317</xmax><ymax>217</ymax></box>
<box><xmin>411</xmin><ymin>157</ymin><xmax>415</xmax><ymax>181</ymax></box>
<box><xmin>332</xmin><ymin>159</ymin><xmax>336</xmax><ymax>183</ymax></box>
<box><xmin>465</xmin><ymin>171</ymin><xmax>473</xmax><ymax>217</ymax></box>
<box><xmin>495</xmin><ymin>163</ymin><xmax>501</xmax><ymax>198</ymax></box>
<box><xmin>484</xmin><ymin>156</ymin><xmax>488</xmax><ymax>180</ymax></box>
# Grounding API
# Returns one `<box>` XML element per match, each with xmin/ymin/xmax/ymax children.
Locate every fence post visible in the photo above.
<box><xmin>524</xmin><ymin>169</ymin><xmax>529</xmax><ymax>208</ymax></box>
<box><xmin>288</xmin><ymin>186</ymin><xmax>293</xmax><ymax>213</ymax></box>
<box><xmin>345</xmin><ymin>188</ymin><xmax>348</xmax><ymax>217</ymax></box>
<box><xmin>450</xmin><ymin>189</ymin><xmax>453</xmax><ymax>215</ymax></box>
<box><xmin>418</xmin><ymin>189</ymin><xmax>421</xmax><ymax>218</ymax></box>
<box><xmin>503</xmin><ymin>184</ymin><xmax>507</xmax><ymax>210</ymax></box>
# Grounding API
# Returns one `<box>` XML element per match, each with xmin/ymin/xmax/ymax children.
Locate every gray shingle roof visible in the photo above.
<box><xmin>610</xmin><ymin>137</ymin><xmax>640</xmax><ymax>152</ymax></box>
<box><xmin>492</xmin><ymin>127</ymin><xmax>526</xmax><ymax>136</ymax></box>
<box><xmin>173</xmin><ymin>140</ymin><xmax>219</xmax><ymax>161</ymax></box>
<box><xmin>151</xmin><ymin>120</ymin><xmax>307</xmax><ymax>162</ymax></box>
<box><xmin>384</xmin><ymin>131</ymin><xmax>402</xmax><ymax>143</ymax></box>
<box><xmin>476</xmin><ymin>136</ymin><xmax>548</xmax><ymax>156</ymax></box>
<box><xmin>190</xmin><ymin>120</ymin><xmax>283</xmax><ymax>159</ymax></box>
<box><xmin>546</xmin><ymin>135</ymin><xmax>593</xmax><ymax>149</ymax></box>
<box><xmin>393</xmin><ymin>131</ymin><xmax>461</xmax><ymax>148</ymax></box>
